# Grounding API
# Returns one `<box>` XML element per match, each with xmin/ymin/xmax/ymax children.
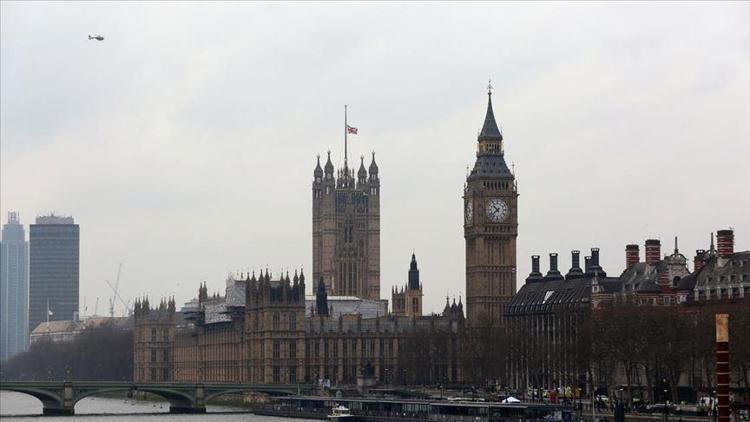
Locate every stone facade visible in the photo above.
<box><xmin>312</xmin><ymin>152</ymin><xmax>380</xmax><ymax>300</ymax></box>
<box><xmin>133</xmin><ymin>298</ymin><xmax>176</xmax><ymax>383</ymax></box>
<box><xmin>134</xmin><ymin>270</ymin><xmax>464</xmax><ymax>385</ymax></box>
<box><xmin>464</xmin><ymin>90</ymin><xmax>518</xmax><ymax>327</ymax></box>
<box><xmin>391</xmin><ymin>254</ymin><xmax>423</xmax><ymax>317</ymax></box>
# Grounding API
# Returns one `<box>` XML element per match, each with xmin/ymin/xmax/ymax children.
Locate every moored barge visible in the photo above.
<box><xmin>256</xmin><ymin>395</ymin><xmax>576</xmax><ymax>421</ymax></box>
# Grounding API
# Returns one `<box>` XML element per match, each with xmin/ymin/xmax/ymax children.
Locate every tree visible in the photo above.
<box><xmin>1</xmin><ymin>321</ymin><xmax>133</xmax><ymax>381</ymax></box>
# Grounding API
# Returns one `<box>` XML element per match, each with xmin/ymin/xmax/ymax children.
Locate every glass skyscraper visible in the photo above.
<box><xmin>1</xmin><ymin>212</ymin><xmax>29</xmax><ymax>361</ymax></box>
<box><xmin>29</xmin><ymin>215</ymin><xmax>79</xmax><ymax>334</ymax></box>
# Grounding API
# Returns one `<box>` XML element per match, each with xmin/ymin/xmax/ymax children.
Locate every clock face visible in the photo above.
<box><xmin>485</xmin><ymin>198</ymin><xmax>509</xmax><ymax>223</ymax></box>
<box><xmin>465</xmin><ymin>200</ymin><xmax>473</xmax><ymax>224</ymax></box>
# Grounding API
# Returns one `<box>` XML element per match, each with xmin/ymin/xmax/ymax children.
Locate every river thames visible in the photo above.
<box><xmin>0</xmin><ymin>391</ymin><xmax>315</xmax><ymax>421</ymax></box>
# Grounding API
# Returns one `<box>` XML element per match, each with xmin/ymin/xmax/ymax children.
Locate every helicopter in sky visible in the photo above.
<box><xmin>88</xmin><ymin>34</ymin><xmax>104</xmax><ymax>41</ymax></box>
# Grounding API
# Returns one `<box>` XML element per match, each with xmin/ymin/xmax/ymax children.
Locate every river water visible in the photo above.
<box><xmin>0</xmin><ymin>391</ymin><xmax>315</xmax><ymax>421</ymax></box>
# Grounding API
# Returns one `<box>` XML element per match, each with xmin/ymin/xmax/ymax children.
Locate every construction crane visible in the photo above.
<box><xmin>105</xmin><ymin>263</ymin><xmax>133</xmax><ymax>317</ymax></box>
<box><xmin>107</xmin><ymin>263</ymin><xmax>122</xmax><ymax>318</ymax></box>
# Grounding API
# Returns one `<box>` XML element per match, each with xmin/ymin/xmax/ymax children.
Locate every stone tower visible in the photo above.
<box><xmin>312</xmin><ymin>152</ymin><xmax>380</xmax><ymax>300</ymax></box>
<box><xmin>391</xmin><ymin>253</ymin><xmax>423</xmax><ymax>317</ymax></box>
<box><xmin>464</xmin><ymin>88</ymin><xmax>518</xmax><ymax>327</ymax></box>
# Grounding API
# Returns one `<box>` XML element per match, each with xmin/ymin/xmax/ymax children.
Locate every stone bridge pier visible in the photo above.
<box><xmin>162</xmin><ymin>384</ymin><xmax>205</xmax><ymax>414</ymax></box>
<box><xmin>43</xmin><ymin>382</ymin><xmax>75</xmax><ymax>416</ymax></box>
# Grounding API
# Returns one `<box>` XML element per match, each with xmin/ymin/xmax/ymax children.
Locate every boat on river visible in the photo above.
<box><xmin>328</xmin><ymin>404</ymin><xmax>356</xmax><ymax>420</ymax></box>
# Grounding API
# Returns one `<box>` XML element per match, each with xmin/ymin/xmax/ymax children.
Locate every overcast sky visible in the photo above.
<box><xmin>2</xmin><ymin>2</ymin><xmax>749</xmax><ymax>316</ymax></box>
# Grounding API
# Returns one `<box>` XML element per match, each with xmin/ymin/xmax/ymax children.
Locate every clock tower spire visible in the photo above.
<box><xmin>464</xmin><ymin>84</ymin><xmax>518</xmax><ymax>327</ymax></box>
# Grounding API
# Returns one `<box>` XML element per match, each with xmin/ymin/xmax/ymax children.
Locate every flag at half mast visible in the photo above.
<box><xmin>344</xmin><ymin>105</ymin><xmax>358</xmax><ymax>163</ymax></box>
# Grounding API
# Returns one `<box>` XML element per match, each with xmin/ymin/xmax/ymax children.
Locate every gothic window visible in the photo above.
<box><xmin>289</xmin><ymin>366</ymin><xmax>297</xmax><ymax>383</ymax></box>
<box><xmin>151</xmin><ymin>349</ymin><xmax>156</xmax><ymax>362</ymax></box>
<box><xmin>273</xmin><ymin>312</ymin><xmax>280</xmax><ymax>330</ymax></box>
<box><xmin>290</xmin><ymin>341</ymin><xmax>297</xmax><ymax>359</ymax></box>
<box><xmin>289</xmin><ymin>313</ymin><xmax>296</xmax><ymax>331</ymax></box>
<box><xmin>272</xmin><ymin>366</ymin><xmax>280</xmax><ymax>383</ymax></box>
<box><xmin>273</xmin><ymin>340</ymin><xmax>280</xmax><ymax>359</ymax></box>
<box><xmin>151</xmin><ymin>328</ymin><xmax>156</xmax><ymax>341</ymax></box>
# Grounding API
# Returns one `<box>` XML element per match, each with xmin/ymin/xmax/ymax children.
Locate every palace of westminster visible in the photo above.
<box><xmin>134</xmin><ymin>89</ymin><xmax>749</xmax><ymax>388</ymax></box>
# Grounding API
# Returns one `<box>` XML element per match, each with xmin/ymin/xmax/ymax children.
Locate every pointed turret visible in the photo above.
<box><xmin>408</xmin><ymin>253</ymin><xmax>420</xmax><ymax>290</ymax></box>
<box><xmin>357</xmin><ymin>155</ymin><xmax>367</xmax><ymax>186</ymax></box>
<box><xmin>478</xmin><ymin>89</ymin><xmax>503</xmax><ymax>141</ymax></box>
<box><xmin>368</xmin><ymin>152</ymin><xmax>379</xmax><ymax>179</ymax></box>
<box><xmin>468</xmin><ymin>85</ymin><xmax>512</xmax><ymax>179</ymax></box>
<box><xmin>313</xmin><ymin>154</ymin><xmax>323</xmax><ymax>181</ymax></box>
<box><xmin>324</xmin><ymin>151</ymin><xmax>334</xmax><ymax>179</ymax></box>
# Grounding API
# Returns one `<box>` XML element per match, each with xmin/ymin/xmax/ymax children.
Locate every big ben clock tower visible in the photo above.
<box><xmin>464</xmin><ymin>84</ymin><xmax>518</xmax><ymax>327</ymax></box>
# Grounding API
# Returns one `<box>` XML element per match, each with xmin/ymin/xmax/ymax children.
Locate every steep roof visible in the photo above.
<box><xmin>478</xmin><ymin>93</ymin><xmax>503</xmax><ymax>141</ymax></box>
<box><xmin>505</xmin><ymin>277</ymin><xmax>596</xmax><ymax>316</ymax></box>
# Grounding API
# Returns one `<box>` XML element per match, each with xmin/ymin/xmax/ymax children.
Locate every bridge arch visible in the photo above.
<box><xmin>0</xmin><ymin>387</ymin><xmax>64</xmax><ymax>415</ymax></box>
<box><xmin>203</xmin><ymin>385</ymin><xmax>301</xmax><ymax>403</ymax></box>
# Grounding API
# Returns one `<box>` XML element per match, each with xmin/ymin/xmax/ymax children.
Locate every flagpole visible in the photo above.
<box><xmin>344</xmin><ymin>104</ymin><xmax>348</xmax><ymax>167</ymax></box>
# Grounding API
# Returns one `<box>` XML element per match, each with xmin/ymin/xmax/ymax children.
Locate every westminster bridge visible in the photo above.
<box><xmin>0</xmin><ymin>381</ymin><xmax>311</xmax><ymax>415</ymax></box>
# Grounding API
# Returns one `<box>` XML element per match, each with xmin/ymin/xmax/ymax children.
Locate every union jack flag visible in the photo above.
<box><xmin>347</xmin><ymin>125</ymin><xmax>358</xmax><ymax>135</ymax></box>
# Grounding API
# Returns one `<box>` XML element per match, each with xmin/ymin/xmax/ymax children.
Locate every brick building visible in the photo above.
<box><xmin>505</xmin><ymin>229</ymin><xmax>749</xmax><ymax>393</ymax></box>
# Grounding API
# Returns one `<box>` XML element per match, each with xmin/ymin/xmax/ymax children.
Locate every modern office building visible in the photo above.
<box><xmin>1</xmin><ymin>212</ymin><xmax>29</xmax><ymax>361</ymax></box>
<box><xmin>29</xmin><ymin>215</ymin><xmax>80</xmax><ymax>334</ymax></box>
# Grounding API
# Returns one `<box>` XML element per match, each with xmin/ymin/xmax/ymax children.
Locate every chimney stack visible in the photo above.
<box><xmin>645</xmin><ymin>239</ymin><xmax>661</xmax><ymax>266</ymax></box>
<box><xmin>658</xmin><ymin>269</ymin><xmax>670</xmax><ymax>286</ymax></box>
<box><xmin>716</xmin><ymin>229</ymin><xmax>734</xmax><ymax>258</ymax></box>
<box><xmin>585</xmin><ymin>248</ymin><xmax>606</xmax><ymax>276</ymax></box>
<box><xmin>550</xmin><ymin>253</ymin><xmax>559</xmax><ymax>272</ymax></box>
<box><xmin>545</xmin><ymin>253</ymin><xmax>564</xmax><ymax>281</ymax></box>
<box><xmin>626</xmin><ymin>244</ymin><xmax>640</xmax><ymax>270</ymax></box>
<box><xmin>566</xmin><ymin>250</ymin><xmax>584</xmax><ymax>279</ymax></box>
<box><xmin>584</xmin><ymin>256</ymin><xmax>592</xmax><ymax>273</ymax></box>
<box><xmin>590</xmin><ymin>248</ymin><xmax>601</xmax><ymax>268</ymax></box>
<box><xmin>694</xmin><ymin>249</ymin><xmax>706</xmax><ymax>272</ymax></box>
<box><xmin>526</xmin><ymin>255</ymin><xmax>544</xmax><ymax>283</ymax></box>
